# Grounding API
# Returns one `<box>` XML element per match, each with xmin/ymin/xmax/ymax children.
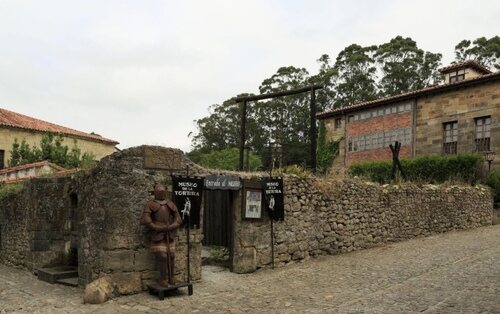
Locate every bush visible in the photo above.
<box><xmin>349</xmin><ymin>153</ymin><xmax>483</xmax><ymax>184</ymax></box>
<box><xmin>484</xmin><ymin>170</ymin><xmax>500</xmax><ymax>204</ymax></box>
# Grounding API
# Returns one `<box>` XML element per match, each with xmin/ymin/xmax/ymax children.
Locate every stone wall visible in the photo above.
<box><xmin>0</xmin><ymin>146</ymin><xmax>205</xmax><ymax>295</ymax></box>
<box><xmin>415</xmin><ymin>79</ymin><xmax>500</xmax><ymax>169</ymax></box>
<box><xmin>0</xmin><ymin>176</ymin><xmax>77</xmax><ymax>269</ymax></box>
<box><xmin>232</xmin><ymin>177</ymin><xmax>493</xmax><ymax>272</ymax></box>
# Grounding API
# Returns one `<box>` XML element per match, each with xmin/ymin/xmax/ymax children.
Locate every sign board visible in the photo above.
<box><xmin>172</xmin><ymin>176</ymin><xmax>203</xmax><ymax>228</ymax></box>
<box><xmin>204</xmin><ymin>174</ymin><xmax>241</xmax><ymax>190</ymax></box>
<box><xmin>244</xmin><ymin>189</ymin><xmax>262</xmax><ymax>219</ymax></box>
<box><xmin>262</xmin><ymin>177</ymin><xmax>284</xmax><ymax>221</ymax></box>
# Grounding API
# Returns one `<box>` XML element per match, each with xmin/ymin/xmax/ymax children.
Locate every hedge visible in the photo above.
<box><xmin>484</xmin><ymin>170</ymin><xmax>500</xmax><ymax>204</ymax></box>
<box><xmin>349</xmin><ymin>153</ymin><xmax>483</xmax><ymax>184</ymax></box>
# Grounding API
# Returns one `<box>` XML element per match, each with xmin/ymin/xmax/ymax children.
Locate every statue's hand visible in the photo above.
<box><xmin>150</xmin><ymin>223</ymin><xmax>169</xmax><ymax>232</ymax></box>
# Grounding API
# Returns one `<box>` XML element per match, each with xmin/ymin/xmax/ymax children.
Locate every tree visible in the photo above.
<box><xmin>333</xmin><ymin>44</ymin><xmax>378</xmax><ymax>107</ymax></box>
<box><xmin>8</xmin><ymin>132</ymin><xmax>96</xmax><ymax>169</ymax></box>
<box><xmin>256</xmin><ymin>66</ymin><xmax>312</xmax><ymax>167</ymax></box>
<box><xmin>196</xmin><ymin>148</ymin><xmax>262</xmax><ymax>171</ymax></box>
<box><xmin>376</xmin><ymin>36</ymin><xmax>442</xmax><ymax>96</ymax></box>
<box><xmin>454</xmin><ymin>36</ymin><xmax>500</xmax><ymax>70</ymax></box>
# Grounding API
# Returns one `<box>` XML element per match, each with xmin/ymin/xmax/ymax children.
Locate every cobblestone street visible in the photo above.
<box><xmin>1</xmin><ymin>225</ymin><xmax>500</xmax><ymax>313</ymax></box>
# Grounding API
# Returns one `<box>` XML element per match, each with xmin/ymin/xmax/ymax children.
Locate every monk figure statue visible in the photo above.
<box><xmin>141</xmin><ymin>183</ymin><xmax>182</xmax><ymax>287</ymax></box>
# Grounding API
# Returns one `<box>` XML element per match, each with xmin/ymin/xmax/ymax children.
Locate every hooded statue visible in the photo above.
<box><xmin>141</xmin><ymin>183</ymin><xmax>182</xmax><ymax>287</ymax></box>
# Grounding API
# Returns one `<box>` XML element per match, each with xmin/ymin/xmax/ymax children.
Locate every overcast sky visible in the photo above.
<box><xmin>0</xmin><ymin>1</ymin><xmax>498</xmax><ymax>152</ymax></box>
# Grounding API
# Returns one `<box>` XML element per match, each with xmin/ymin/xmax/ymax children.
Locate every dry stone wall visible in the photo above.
<box><xmin>233</xmin><ymin>177</ymin><xmax>493</xmax><ymax>272</ymax></box>
<box><xmin>0</xmin><ymin>176</ymin><xmax>77</xmax><ymax>269</ymax></box>
<box><xmin>0</xmin><ymin>146</ymin><xmax>206</xmax><ymax>295</ymax></box>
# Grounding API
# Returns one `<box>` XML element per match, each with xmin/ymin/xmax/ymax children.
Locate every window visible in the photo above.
<box><xmin>334</xmin><ymin>118</ymin><xmax>342</xmax><ymax>129</ymax></box>
<box><xmin>449</xmin><ymin>69</ymin><xmax>465</xmax><ymax>83</ymax></box>
<box><xmin>348</xmin><ymin>115</ymin><xmax>354</xmax><ymax>123</ymax></box>
<box><xmin>475</xmin><ymin>116</ymin><xmax>491</xmax><ymax>152</ymax></box>
<box><xmin>0</xmin><ymin>150</ymin><xmax>4</xmax><ymax>169</ymax></box>
<box><xmin>443</xmin><ymin>121</ymin><xmax>458</xmax><ymax>154</ymax></box>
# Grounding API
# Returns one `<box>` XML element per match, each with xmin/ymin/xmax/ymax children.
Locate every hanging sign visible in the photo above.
<box><xmin>172</xmin><ymin>176</ymin><xmax>203</xmax><ymax>228</ymax></box>
<box><xmin>262</xmin><ymin>177</ymin><xmax>284</xmax><ymax>221</ymax></box>
<box><xmin>204</xmin><ymin>174</ymin><xmax>242</xmax><ymax>190</ymax></box>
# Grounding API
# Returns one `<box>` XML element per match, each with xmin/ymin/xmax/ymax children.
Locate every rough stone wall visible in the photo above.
<box><xmin>75</xmin><ymin>146</ymin><xmax>205</xmax><ymax>292</ymax></box>
<box><xmin>0</xmin><ymin>146</ymin><xmax>205</xmax><ymax>295</ymax></box>
<box><xmin>0</xmin><ymin>176</ymin><xmax>77</xmax><ymax>269</ymax></box>
<box><xmin>233</xmin><ymin>177</ymin><xmax>493</xmax><ymax>272</ymax></box>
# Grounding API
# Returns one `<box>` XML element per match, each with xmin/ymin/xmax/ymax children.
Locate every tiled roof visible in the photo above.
<box><xmin>0</xmin><ymin>108</ymin><xmax>118</xmax><ymax>145</ymax></box>
<box><xmin>438</xmin><ymin>60</ymin><xmax>491</xmax><ymax>74</ymax></box>
<box><xmin>0</xmin><ymin>160</ymin><xmax>65</xmax><ymax>175</ymax></box>
<box><xmin>317</xmin><ymin>71</ymin><xmax>500</xmax><ymax>119</ymax></box>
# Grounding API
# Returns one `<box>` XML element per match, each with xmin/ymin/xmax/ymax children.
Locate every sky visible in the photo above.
<box><xmin>0</xmin><ymin>0</ymin><xmax>499</xmax><ymax>152</ymax></box>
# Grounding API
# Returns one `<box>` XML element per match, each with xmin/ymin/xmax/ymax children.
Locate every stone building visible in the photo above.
<box><xmin>0</xmin><ymin>107</ymin><xmax>118</xmax><ymax>168</ymax></box>
<box><xmin>317</xmin><ymin>61</ymin><xmax>499</xmax><ymax>169</ymax></box>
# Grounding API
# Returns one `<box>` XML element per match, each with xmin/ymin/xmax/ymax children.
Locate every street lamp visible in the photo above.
<box><xmin>484</xmin><ymin>151</ymin><xmax>496</xmax><ymax>172</ymax></box>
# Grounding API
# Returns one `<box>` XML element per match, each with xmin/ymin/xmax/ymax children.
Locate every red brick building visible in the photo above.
<box><xmin>317</xmin><ymin>61</ymin><xmax>500</xmax><ymax>169</ymax></box>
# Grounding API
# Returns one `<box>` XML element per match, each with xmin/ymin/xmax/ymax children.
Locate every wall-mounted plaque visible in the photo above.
<box><xmin>144</xmin><ymin>146</ymin><xmax>183</xmax><ymax>170</ymax></box>
<box><xmin>172</xmin><ymin>176</ymin><xmax>203</xmax><ymax>228</ymax></box>
<box><xmin>262</xmin><ymin>177</ymin><xmax>284</xmax><ymax>221</ymax></box>
<box><xmin>204</xmin><ymin>175</ymin><xmax>241</xmax><ymax>190</ymax></box>
<box><xmin>244</xmin><ymin>189</ymin><xmax>262</xmax><ymax>219</ymax></box>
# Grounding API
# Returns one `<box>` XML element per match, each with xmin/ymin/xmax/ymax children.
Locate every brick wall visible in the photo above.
<box><xmin>346</xmin><ymin>109</ymin><xmax>413</xmax><ymax>166</ymax></box>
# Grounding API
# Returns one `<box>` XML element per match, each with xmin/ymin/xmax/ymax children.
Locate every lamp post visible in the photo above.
<box><xmin>484</xmin><ymin>151</ymin><xmax>496</xmax><ymax>172</ymax></box>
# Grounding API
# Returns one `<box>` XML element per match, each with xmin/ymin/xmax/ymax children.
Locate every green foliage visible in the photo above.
<box><xmin>376</xmin><ymin>36</ymin><xmax>442</xmax><ymax>96</ymax></box>
<box><xmin>349</xmin><ymin>154</ymin><xmax>483</xmax><ymax>184</ymax></box>
<box><xmin>316</xmin><ymin>121</ymin><xmax>341</xmax><ymax>174</ymax></box>
<box><xmin>0</xmin><ymin>182</ymin><xmax>24</xmax><ymax>202</ymax></box>
<box><xmin>484</xmin><ymin>170</ymin><xmax>500</xmax><ymax>204</ymax></box>
<box><xmin>455</xmin><ymin>36</ymin><xmax>500</xmax><ymax>70</ymax></box>
<box><xmin>8</xmin><ymin>132</ymin><xmax>96</xmax><ymax>169</ymax></box>
<box><xmin>193</xmin><ymin>147</ymin><xmax>262</xmax><ymax>171</ymax></box>
<box><xmin>333</xmin><ymin>43</ymin><xmax>378</xmax><ymax>107</ymax></box>
<box><xmin>272</xmin><ymin>164</ymin><xmax>311</xmax><ymax>179</ymax></box>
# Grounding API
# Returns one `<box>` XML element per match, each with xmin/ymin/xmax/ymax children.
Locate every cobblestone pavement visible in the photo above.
<box><xmin>1</xmin><ymin>225</ymin><xmax>500</xmax><ymax>313</ymax></box>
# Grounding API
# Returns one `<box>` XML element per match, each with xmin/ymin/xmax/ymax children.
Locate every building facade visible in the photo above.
<box><xmin>318</xmin><ymin>61</ymin><xmax>500</xmax><ymax>170</ymax></box>
<box><xmin>0</xmin><ymin>108</ymin><xmax>118</xmax><ymax>168</ymax></box>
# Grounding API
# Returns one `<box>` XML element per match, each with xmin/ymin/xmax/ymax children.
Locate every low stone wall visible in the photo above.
<box><xmin>233</xmin><ymin>177</ymin><xmax>493</xmax><ymax>272</ymax></box>
<box><xmin>0</xmin><ymin>176</ymin><xmax>77</xmax><ymax>269</ymax></box>
<box><xmin>0</xmin><ymin>146</ymin><xmax>205</xmax><ymax>295</ymax></box>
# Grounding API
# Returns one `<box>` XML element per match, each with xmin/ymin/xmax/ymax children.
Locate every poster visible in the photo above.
<box><xmin>262</xmin><ymin>177</ymin><xmax>284</xmax><ymax>221</ymax></box>
<box><xmin>171</xmin><ymin>176</ymin><xmax>203</xmax><ymax>228</ymax></box>
<box><xmin>244</xmin><ymin>189</ymin><xmax>262</xmax><ymax>219</ymax></box>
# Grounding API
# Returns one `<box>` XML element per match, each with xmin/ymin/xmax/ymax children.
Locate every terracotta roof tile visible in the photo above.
<box><xmin>317</xmin><ymin>71</ymin><xmax>500</xmax><ymax>119</ymax></box>
<box><xmin>0</xmin><ymin>108</ymin><xmax>118</xmax><ymax>145</ymax></box>
<box><xmin>0</xmin><ymin>160</ymin><xmax>66</xmax><ymax>175</ymax></box>
<box><xmin>438</xmin><ymin>60</ymin><xmax>491</xmax><ymax>74</ymax></box>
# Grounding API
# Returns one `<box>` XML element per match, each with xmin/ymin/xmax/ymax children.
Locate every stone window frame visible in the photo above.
<box><xmin>449</xmin><ymin>69</ymin><xmax>466</xmax><ymax>83</ymax></box>
<box><xmin>334</xmin><ymin>117</ymin><xmax>342</xmax><ymax>129</ymax></box>
<box><xmin>443</xmin><ymin>121</ymin><xmax>458</xmax><ymax>155</ymax></box>
<box><xmin>475</xmin><ymin>116</ymin><xmax>491</xmax><ymax>152</ymax></box>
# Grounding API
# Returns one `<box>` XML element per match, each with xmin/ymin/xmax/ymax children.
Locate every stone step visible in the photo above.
<box><xmin>56</xmin><ymin>277</ymin><xmax>79</xmax><ymax>287</ymax></box>
<box><xmin>37</xmin><ymin>266</ymin><xmax>78</xmax><ymax>284</ymax></box>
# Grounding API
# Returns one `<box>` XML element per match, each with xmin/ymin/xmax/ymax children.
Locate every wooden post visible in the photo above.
<box><xmin>239</xmin><ymin>100</ymin><xmax>247</xmax><ymax>171</ymax></box>
<box><xmin>310</xmin><ymin>87</ymin><xmax>317</xmax><ymax>173</ymax></box>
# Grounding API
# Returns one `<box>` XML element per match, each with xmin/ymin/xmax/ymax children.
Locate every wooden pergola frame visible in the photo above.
<box><xmin>233</xmin><ymin>84</ymin><xmax>323</xmax><ymax>172</ymax></box>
